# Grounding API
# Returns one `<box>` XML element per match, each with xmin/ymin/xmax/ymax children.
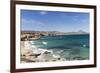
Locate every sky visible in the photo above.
<box><xmin>21</xmin><ymin>10</ymin><xmax>90</xmax><ymax>32</ymax></box>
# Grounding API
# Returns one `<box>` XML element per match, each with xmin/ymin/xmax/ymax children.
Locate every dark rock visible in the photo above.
<box><xmin>58</xmin><ymin>58</ymin><xmax>61</xmax><ymax>60</ymax></box>
<box><xmin>44</xmin><ymin>51</ymin><xmax>51</xmax><ymax>54</ymax></box>
<box><xmin>30</xmin><ymin>53</ymin><xmax>41</xmax><ymax>58</ymax></box>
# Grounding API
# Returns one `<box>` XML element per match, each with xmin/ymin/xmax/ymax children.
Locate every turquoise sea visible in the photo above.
<box><xmin>31</xmin><ymin>34</ymin><xmax>89</xmax><ymax>60</ymax></box>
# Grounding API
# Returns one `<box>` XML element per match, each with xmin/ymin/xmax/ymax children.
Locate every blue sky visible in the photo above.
<box><xmin>21</xmin><ymin>10</ymin><xmax>90</xmax><ymax>32</ymax></box>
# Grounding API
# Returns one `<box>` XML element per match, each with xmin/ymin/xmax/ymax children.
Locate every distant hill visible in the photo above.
<box><xmin>21</xmin><ymin>30</ymin><xmax>89</xmax><ymax>36</ymax></box>
<box><xmin>63</xmin><ymin>30</ymin><xmax>89</xmax><ymax>35</ymax></box>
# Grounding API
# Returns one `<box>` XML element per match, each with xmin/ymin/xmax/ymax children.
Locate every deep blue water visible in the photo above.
<box><xmin>31</xmin><ymin>34</ymin><xmax>89</xmax><ymax>60</ymax></box>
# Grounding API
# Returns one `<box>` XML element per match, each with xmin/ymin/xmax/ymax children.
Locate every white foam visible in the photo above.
<box><xmin>24</xmin><ymin>41</ymin><xmax>32</xmax><ymax>49</ymax></box>
<box><xmin>42</xmin><ymin>41</ymin><xmax>47</xmax><ymax>45</ymax></box>
<box><xmin>83</xmin><ymin>44</ymin><xmax>86</xmax><ymax>47</ymax></box>
<box><xmin>30</xmin><ymin>41</ymin><xmax>35</xmax><ymax>45</ymax></box>
<box><xmin>53</xmin><ymin>54</ymin><xmax>60</xmax><ymax>58</ymax></box>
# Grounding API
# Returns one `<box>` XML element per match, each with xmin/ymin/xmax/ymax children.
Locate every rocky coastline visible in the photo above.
<box><xmin>21</xmin><ymin>31</ymin><xmax>89</xmax><ymax>41</ymax></box>
<box><xmin>21</xmin><ymin>41</ymin><xmax>65</xmax><ymax>63</ymax></box>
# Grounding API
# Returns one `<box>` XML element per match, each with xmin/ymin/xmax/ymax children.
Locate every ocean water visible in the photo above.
<box><xmin>31</xmin><ymin>34</ymin><xmax>89</xmax><ymax>60</ymax></box>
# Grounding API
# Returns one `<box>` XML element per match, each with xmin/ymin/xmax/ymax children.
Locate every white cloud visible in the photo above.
<box><xmin>21</xmin><ymin>18</ymin><xmax>45</xmax><ymax>25</ymax></box>
<box><xmin>74</xmin><ymin>15</ymin><xmax>80</xmax><ymax>18</ymax></box>
<box><xmin>39</xmin><ymin>11</ymin><xmax>47</xmax><ymax>15</ymax></box>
